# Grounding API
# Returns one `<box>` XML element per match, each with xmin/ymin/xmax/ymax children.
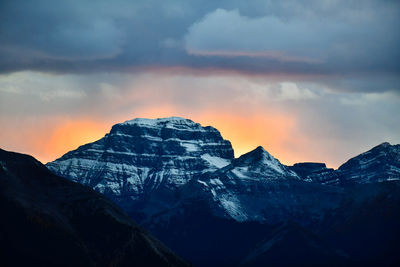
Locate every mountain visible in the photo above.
<box><xmin>47</xmin><ymin>117</ymin><xmax>233</xmax><ymax>221</ymax></box>
<box><xmin>139</xmin><ymin>146</ymin><xmax>343</xmax><ymax>266</ymax></box>
<box><xmin>177</xmin><ymin>146</ymin><xmax>342</xmax><ymax>225</ymax></box>
<box><xmin>289</xmin><ymin>142</ymin><xmax>400</xmax><ymax>185</ymax></box>
<box><xmin>337</xmin><ymin>142</ymin><xmax>400</xmax><ymax>185</ymax></box>
<box><xmin>0</xmin><ymin>148</ymin><xmax>190</xmax><ymax>267</ymax></box>
<box><xmin>288</xmin><ymin>162</ymin><xmax>339</xmax><ymax>185</ymax></box>
<box><xmin>47</xmin><ymin>118</ymin><xmax>343</xmax><ymax>225</ymax></box>
<box><xmin>46</xmin><ymin>117</ymin><xmax>400</xmax><ymax>266</ymax></box>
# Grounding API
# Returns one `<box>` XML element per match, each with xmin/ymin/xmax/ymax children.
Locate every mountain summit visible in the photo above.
<box><xmin>47</xmin><ymin>118</ymin><xmax>342</xmax><ymax>225</ymax></box>
<box><xmin>337</xmin><ymin>142</ymin><xmax>400</xmax><ymax>184</ymax></box>
<box><xmin>230</xmin><ymin>146</ymin><xmax>298</xmax><ymax>178</ymax></box>
<box><xmin>44</xmin><ymin>117</ymin><xmax>400</xmax><ymax>266</ymax></box>
<box><xmin>47</xmin><ymin>118</ymin><xmax>400</xmax><ymax>224</ymax></box>
<box><xmin>47</xmin><ymin>117</ymin><xmax>234</xmax><ymax>220</ymax></box>
<box><xmin>181</xmin><ymin>146</ymin><xmax>338</xmax><ymax>223</ymax></box>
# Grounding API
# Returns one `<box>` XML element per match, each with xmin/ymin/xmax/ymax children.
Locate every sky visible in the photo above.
<box><xmin>1</xmin><ymin>0</ymin><xmax>400</xmax><ymax>168</ymax></box>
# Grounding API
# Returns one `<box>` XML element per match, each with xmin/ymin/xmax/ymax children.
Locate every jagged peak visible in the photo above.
<box><xmin>243</xmin><ymin>146</ymin><xmax>272</xmax><ymax>158</ymax></box>
<box><xmin>354</xmin><ymin>142</ymin><xmax>397</xmax><ymax>156</ymax></box>
<box><xmin>367</xmin><ymin>142</ymin><xmax>400</xmax><ymax>153</ymax></box>
<box><xmin>121</xmin><ymin>116</ymin><xmax>197</xmax><ymax>126</ymax></box>
<box><xmin>236</xmin><ymin>146</ymin><xmax>279</xmax><ymax>166</ymax></box>
<box><xmin>338</xmin><ymin>142</ymin><xmax>399</xmax><ymax>172</ymax></box>
<box><xmin>373</xmin><ymin>142</ymin><xmax>391</xmax><ymax>149</ymax></box>
<box><xmin>254</xmin><ymin>146</ymin><xmax>267</xmax><ymax>153</ymax></box>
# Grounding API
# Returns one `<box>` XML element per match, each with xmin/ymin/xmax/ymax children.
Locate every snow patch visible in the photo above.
<box><xmin>182</xmin><ymin>143</ymin><xmax>199</xmax><ymax>152</ymax></box>
<box><xmin>209</xmin><ymin>178</ymin><xmax>224</xmax><ymax>186</ymax></box>
<box><xmin>231</xmin><ymin>168</ymin><xmax>250</xmax><ymax>179</ymax></box>
<box><xmin>197</xmin><ymin>180</ymin><xmax>209</xmax><ymax>187</ymax></box>
<box><xmin>219</xmin><ymin>195</ymin><xmax>248</xmax><ymax>222</ymax></box>
<box><xmin>260</xmin><ymin>157</ymin><xmax>286</xmax><ymax>175</ymax></box>
<box><xmin>121</xmin><ymin>117</ymin><xmax>206</xmax><ymax>132</ymax></box>
<box><xmin>211</xmin><ymin>188</ymin><xmax>217</xmax><ymax>197</ymax></box>
<box><xmin>201</xmin><ymin>153</ymin><xmax>231</xmax><ymax>168</ymax></box>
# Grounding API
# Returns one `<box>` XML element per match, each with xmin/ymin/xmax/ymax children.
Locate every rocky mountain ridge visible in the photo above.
<box><xmin>47</xmin><ymin>117</ymin><xmax>234</xmax><ymax>220</ymax></box>
<box><xmin>47</xmin><ymin>117</ymin><xmax>400</xmax><ymax>225</ymax></box>
<box><xmin>11</xmin><ymin>116</ymin><xmax>399</xmax><ymax>266</ymax></box>
<box><xmin>290</xmin><ymin>142</ymin><xmax>400</xmax><ymax>185</ymax></box>
<box><xmin>180</xmin><ymin>146</ymin><xmax>342</xmax><ymax>224</ymax></box>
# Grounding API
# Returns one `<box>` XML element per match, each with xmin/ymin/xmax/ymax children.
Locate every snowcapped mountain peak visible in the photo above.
<box><xmin>230</xmin><ymin>146</ymin><xmax>296</xmax><ymax>177</ymax></box>
<box><xmin>236</xmin><ymin>146</ymin><xmax>277</xmax><ymax>165</ymax></box>
<box><xmin>336</xmin><ymin>142</ymin><xmax>400</xmax><ymax>184</ymax></box>
<box><xmin>45</xmin><ymin>115</ymin><xmax>400</xmax><ymax>228</ymax></box>
<box><xmin>362</xmin><ymin>142</ymin><xmax>400</xmax><ymax>159</ymax></box>
<box><xmin>47</xmin><ymin>116</ymin><xmax>234</xmax><ymax>219</ymax></box>
<box><xmin>287</xmin><ymin>142</ymin><xmax>400</xmax><ymax>186</ymax></box>
<box><xmin>120</xmin><ymin>116</ymin><xmax>205</xmax><ymax>131</ymax></box>
<box><xmin>123</xmin><ymin>116</ymin><xmax>190</xmax><ymax>124</ymax></box>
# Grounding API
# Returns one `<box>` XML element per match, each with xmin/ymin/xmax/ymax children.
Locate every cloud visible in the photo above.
<box><xmin>0</xmin><ymin>71</ymin><xmax>87</xmax><ymax>101</ymax></box>
<box><xmin>1</xmin><ymin>1</ymin><xmax>399</xmax><ymax>166</ymax></box>
<box><xmin>1</xmin><ymin>71</ymin><xmax>399</xmax><ymax>167</ymax></box>
<box><xmin>0</xmin><ymin>1</ymin><xmax>125</xmax><ymax>61</ymax></box>
<box><xmin>276</xmin><ymin>82</ymin><xmax>318</xmax><ymax>101</ymax></box>
<box><xmin>184</xmin><ymin>7</ymin><xmax>400</xmax><ymax>72</ymax></box>
<box><xmin>0</xmin><ymin>0</ymin><xmax>398</xmax><ymax>94</ymax></box>
<box><xmin>184</xmin><ymin>9</ymin><xmax>325</xmax><ymax>63</ymax></box>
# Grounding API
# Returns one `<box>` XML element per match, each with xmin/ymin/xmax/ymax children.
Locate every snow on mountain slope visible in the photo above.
<box><xmin>47</xmin><ymin>117</ymin><xmax>234</xmax><ymax>218</ymax></box>
<box><xmin>289</xmin><ymin>143</ymin><xmax>400</xmax><ymax>186</ymax></box>
<box><xmin>337</xmin><ymin>142</ymin><xmax>400</xmax><ymax>185</ymax></box>
<box><xmin>227</xmin><ymin>146</ymin><xmax>298</xmax><ymax>178</ymax></box>
<box><xmin>47</xmin><ymin>116</ymin><xmax>399</xmax><ymax>226</ymax></box>
<box><xmin>182</xmin><ymin>146</ymin><xmax>342</xmax><ymax>224</ymax></box>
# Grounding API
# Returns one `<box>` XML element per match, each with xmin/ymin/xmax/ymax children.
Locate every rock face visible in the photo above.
<box><xmin>289</xmin><ymin>142</ymin><xmax>400</xmax><ymax>186</ymax></box>
<box><xmin>44</xmin><ymin>117</ymin><xmax>400</xmax><ymax>266</ymax></box>
<box><xmin>182</xmin><ymin>147</ymin><xmax>342</xmax><ymax>224</ymax></box>
<box><xmin>0</xmin><ymin>148</ymin><xmax>190</xmax><ymax>267</ymax></box>
<box><xmin>289</xmin><ymin>162</ymin><xmax>328</xmax><ymax>179</ymax></box>
<box><xmin>47</xmin><ymin>117</ymin><xmax>233</xmax><ymax>219</ymax></box>
<box><xmin>289</xmin><ymin>162</ymin><xmax>339</xmax><ymax>185</ymax></box>
<box><xmin>337</xmin><ymin>142</ymin><xmax>400</xmax><ymax>185</ymax></box>
<box><xmin>47</xmin><ymin>118</ymin><xmax>400</xmax><ymax>225</ymax></box>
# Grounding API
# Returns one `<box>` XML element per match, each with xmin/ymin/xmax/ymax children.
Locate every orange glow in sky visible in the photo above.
<box><xmin>0</xmin><ymin>110</ymin><xmax>300</xmax><ymax>166</ymax></box>
<box><xmin>195</xmin><ymin>113</ymin><xmax>296</xmax><ymax>159</ymax></box>
<box><xmin>0</xmin><ymin>71</ymin><xmax>356</xmax><ymax>169</ymax></box>
<box><xmin>43</xmin><ymin>120</ymin><xmax>110</xmax><ymax>161</ymax></box>
<box><xmin>0</xmin><ymin>118</ymin><xmax>110</xmax><ymax>164</ymax></box>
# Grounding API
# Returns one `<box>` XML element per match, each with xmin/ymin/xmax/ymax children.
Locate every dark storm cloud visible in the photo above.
<box><xmin>1</xmin><ymin>0</ymin><xmax>399</xmax><ymax>91</ymax></box>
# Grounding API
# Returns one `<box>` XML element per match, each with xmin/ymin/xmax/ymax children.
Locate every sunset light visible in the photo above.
<box><xmin>1</xmin><ymin>1</ymin><xmax>399</xmax><ymax>266</ymax></box>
